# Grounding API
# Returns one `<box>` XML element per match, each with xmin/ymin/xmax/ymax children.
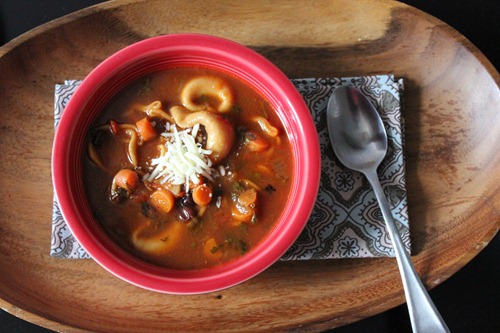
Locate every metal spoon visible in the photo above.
<box><xmin>327</xmin><ymin>86</ymin><xmax>450</xmax><ymax>333</ymax></box>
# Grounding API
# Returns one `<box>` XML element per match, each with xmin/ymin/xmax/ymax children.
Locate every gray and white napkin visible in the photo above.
<box><xmin>51</xmin><ymin>75</ymin><xmax>409</xmax><ymax>260</ymax></box>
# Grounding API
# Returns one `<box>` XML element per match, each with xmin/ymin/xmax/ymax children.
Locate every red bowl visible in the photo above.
<box><xmin>52</xmin><ymin>34</ymin><xmax>320</xmax><ymax>294</ymax></box>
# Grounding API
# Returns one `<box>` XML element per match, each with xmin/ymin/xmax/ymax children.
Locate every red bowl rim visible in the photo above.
<box><xmin>52</xmin><ymin>33</ymin><xmax>320</xmax><ymax>294</ymax></box>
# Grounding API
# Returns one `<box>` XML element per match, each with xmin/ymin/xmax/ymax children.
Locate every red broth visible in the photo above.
<box><xmin>83</xmin><ymin>67</ymin><xmax>293</xmax><ymax>270</ymax></box>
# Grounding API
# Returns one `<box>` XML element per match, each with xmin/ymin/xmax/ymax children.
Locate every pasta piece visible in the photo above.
<box><xmin>157</xmin><ymin>143</ymin><xmax>166</xmax><ymax>157</ymax></box>
<box><xmin>170</xmin><ymin>106</ymin><xmax>235</xmax><ymax>164</ymax></box>
<box><xmin>181</xmin><ymin>76</ymin><xmax>234</xmax><ymax>113</ymax></box>
<box><xmin>88</xmin><ymin>143</ymin><xmax>105</xmax><ymax>170</ymax></box>
<box><xmin>131</xmin><ymin>220</ymin><xmax>185</xmax><ymax>254</ymax></box>
<box><xmin>240</xmin><ymin>178</ymin><xmax>261</xmax><ymax>191</ymax></box>
<box><xmin>255</xmin><ymin>164</ymin><xmax>272</xmax><ymax>175</ymax></box>
<box><xmin>142</xmin><ymin>100</ymin><xmax>174</xmax><ymax>122</ymax></box>
<box><xmin>124</xmin><ymin>128</ymin><xmax>139</xmax><ymax>167</ymax></box>
<box><xmin>254</xmin><ymin>116</ymin><xmax>279</xmax><ymax>138</ymax></box>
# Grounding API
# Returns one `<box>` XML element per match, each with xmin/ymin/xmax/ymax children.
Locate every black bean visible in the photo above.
<box><xmin>264</xmin><ymin>184</ymin><xmax>276</xmax><ymax>193</ymax></box>
<box><xmin>110</xmin><ymin>187</ymin><xmax>127</xmax><ymax>204</ymax></box>
<box><xmin>212</xmin><ymin>184</ymin><xmax>224</xmax><ymax>197</ymax></box>
<box><xmin>152</xmin><ymin>117</ymin><xmax>167</xmax><ymax>133</ymax></box>
<box><xmin>178</xmin><ymin>193</ymin><xmax>197</xmax><ymax>221</ymax></box>
<box><xmin>178</xmin><ymin>206</ymin><xmax>196</xmax><ymax>221</ymax></box>
<box><xmin>91</xmin><ymin>129</ymin><xmax>109</xmax><ymax>147</ymax></box>
<box><xmin>180</xmin><ymin>193</ymin><xmax>195</xmax><ymax>207</ymax></box>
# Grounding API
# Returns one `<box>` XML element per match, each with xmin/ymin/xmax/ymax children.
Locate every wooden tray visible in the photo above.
<box><xmin>0</xmin><ymin>1</ymin><xmax>498</xmax><ymax>332</ymax></box>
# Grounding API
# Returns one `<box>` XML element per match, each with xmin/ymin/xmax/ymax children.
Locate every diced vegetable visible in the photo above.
<box><xmin>244</xmin><ymin>130</ymin><xmax>269</xmax><ymax>152</ymax></box>
<box><xmin>204</xmin><ymin>238</ymin><xmax>223</xmax><ymax>259</ymax></box>
<box><xmin>238</xmin><ymin>188</ymin><xmax>257</xmax><ymax>207</ymax></box>
<box><xmin>150</xmin><ymin>189</ymin><xmax>175</xmax><ymax>214</ymax></box>
<box><xmin>192</xmin><ymin>184</ymin><xmax>213</xmax><ymax>206</ymax></box>
<box><xmin>136</xmin><ymin>117</ymin><xmax>158</xmax><ymax>142</ymax></box>
<box><xmin>113</xmin><ymin>169</ymin><xmax>139</xmax><ymax>192</ymax></box>
<box><xmin>231</xmin><ymin>204</ymin><xmax>254</xmax><ymax>222</ymax></box>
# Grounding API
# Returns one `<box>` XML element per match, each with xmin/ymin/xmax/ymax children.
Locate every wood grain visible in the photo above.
<box><xmin>0</xmin><ymin>0</ymin><xmax>498</xmax><ymax>332</ymax></box>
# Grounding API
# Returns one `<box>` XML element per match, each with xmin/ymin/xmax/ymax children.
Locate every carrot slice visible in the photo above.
<box><xmin>231</xmin><ymin>204</ymin><xmax>254</xmax><ymax>222</ymax></box>
<box><xmin>113</xmin><ymin>169</ymin><xmax>139</xmax><ymax>192</ymax></box>
<box><xmin>238</xmin><ymin>188</ymin><xmax>257</xmax><ymax>207</ymax></box>
<box><xmin>150</xmin><ymin>189</ymin><xmax>175</xmax><ymax>214</ymax></box>
<box><xmin>192</xmin><ymin>184</ymin><xmax>212</xmax><ymax>206</ymax></box>
<box><xmin>136</xmin><ymin>117</ymin><xmax>158</xmax><ymax>142</ymax></box>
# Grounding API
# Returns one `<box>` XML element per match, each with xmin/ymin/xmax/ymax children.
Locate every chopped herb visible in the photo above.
<box><xmin>264</xmin><ymin>184</ymin><xmax>276</xmax><ymax>193</ymax></box>
<box><xmin>244</xmin><ymin>131</ymin><xmax>256</xmax><ymax>143</ymax></box>
<box><xmin>236</xmin><ymin>127</ymin><xmax>248</xmax><ymax>143</ymax></box>
<box><xmin>137</xmin><ymin>78</ymin><xmax>152</xmax><ymax>95</ymax></box>
<box><xmin>225</xmin><ymin>236</ymin><xmax>235</xmax><ymax>246</ymax></box>
<box><xmin>232</xmin><ymin>105</ymin><xmax>243</xmax><ymax>114</ymax></box>
<box><xmin>154</xmin><ymin>220</ymin><xmax>166</xmax><ymax>228</ymax></box>
<box><xmin>237</xmin><ymin>240</ymin><xmax>248</xmax><ymax>254</ymax></box>
<box><xmin>117</xmin><ymin>187</ymin><xmax>128</xmax><ymax>197</ymax></box>
<box><xmin>140</xmin><ymin>201</ymin><xmax>157</xmax><ymax>218</ymax></box>
<box><xmin>210</xmin><ymin>246</ymin><xmax>220</xmax><ymax>254</ymax></box>
<box><xmin>232</xmin><ymin>181</ymin><xmax>244</xmax><ymax>194</ymax></box>
<box><xmin>239</xmin><ymin>222</ymin><xmax>248</xmax><ymax>233</ymax></box>
<box><xmin>187</xmin><ymin>217</ymin><xmax>201</xmax><ymax>230</ymax></box>
<box><xmin>110</xmin><ymin>187</ymin><xmax>128</xmax><ymax>204</ymax></box>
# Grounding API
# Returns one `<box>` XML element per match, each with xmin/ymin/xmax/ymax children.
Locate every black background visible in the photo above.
<box><xmin>0</xmin><ymin>1</ymin><xmax>499</xmax><ymax>332</ymax></box>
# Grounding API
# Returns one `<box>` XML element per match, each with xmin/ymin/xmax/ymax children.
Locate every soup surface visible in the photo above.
<box><xmin>83</xmin><ymin>67</ymin><xmax>293</xmax><ymax>270</ymax></box>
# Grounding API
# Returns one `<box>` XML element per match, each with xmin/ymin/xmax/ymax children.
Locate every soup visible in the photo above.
<box><xmin>83</xmin><ymin>67</ymin><xmax>293</xmax><ymax>270</ymax></box>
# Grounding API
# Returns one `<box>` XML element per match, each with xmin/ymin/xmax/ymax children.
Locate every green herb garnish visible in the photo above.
<box><xmin>237</xmin><ymin>240</ymin><xmax>248</xmax><ymax>254</ymax></box>
<box><xmin>137</xmin><ymin>78</ymin><xmax>152</xmax><ymax>95</ymax></box>
<box><xmin>232</xmin><ymin>105</ymin><xmax>243</xmax><ymax>114</ymax></box>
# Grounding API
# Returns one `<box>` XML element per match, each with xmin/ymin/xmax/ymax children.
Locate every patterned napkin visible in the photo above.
<box><xmin>51</xmin><ymin>75</ymin><xmax>409</xmax><ymax>260</ymax></box>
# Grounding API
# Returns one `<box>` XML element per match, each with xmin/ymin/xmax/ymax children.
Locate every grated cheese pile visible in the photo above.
<box><xmin>146</xmin><ymin>124</ymin><xmax>215</xmax><ymax>190</ymax></box>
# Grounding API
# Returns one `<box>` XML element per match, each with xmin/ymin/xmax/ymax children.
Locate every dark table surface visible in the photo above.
<box><xmin>1</xmin><ymin>1</ymin><xmax>499</xmax><ymax>332</ymax></box>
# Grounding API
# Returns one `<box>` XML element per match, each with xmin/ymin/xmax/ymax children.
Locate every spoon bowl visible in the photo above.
<box><xmin>327</xmin><ymin>86</ymin><xmax>450</xmax><ymax>333</ymax></box>
<box><xmin>327</xmin><ymin>86</ymin><xmax>387</xmax><ymax>172</ymax></box>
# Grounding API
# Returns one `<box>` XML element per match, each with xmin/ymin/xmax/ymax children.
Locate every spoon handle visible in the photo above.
<box><xmin>365</xmin><ymin>170</ymin><xmax>450</xmax><ymax>333</ymax></box>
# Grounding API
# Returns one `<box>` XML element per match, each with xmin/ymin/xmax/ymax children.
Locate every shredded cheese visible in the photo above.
<box><xmin>147</xmin><ymin>124</ymin><xmax>215</xmax><ymax>190</ymax></box>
